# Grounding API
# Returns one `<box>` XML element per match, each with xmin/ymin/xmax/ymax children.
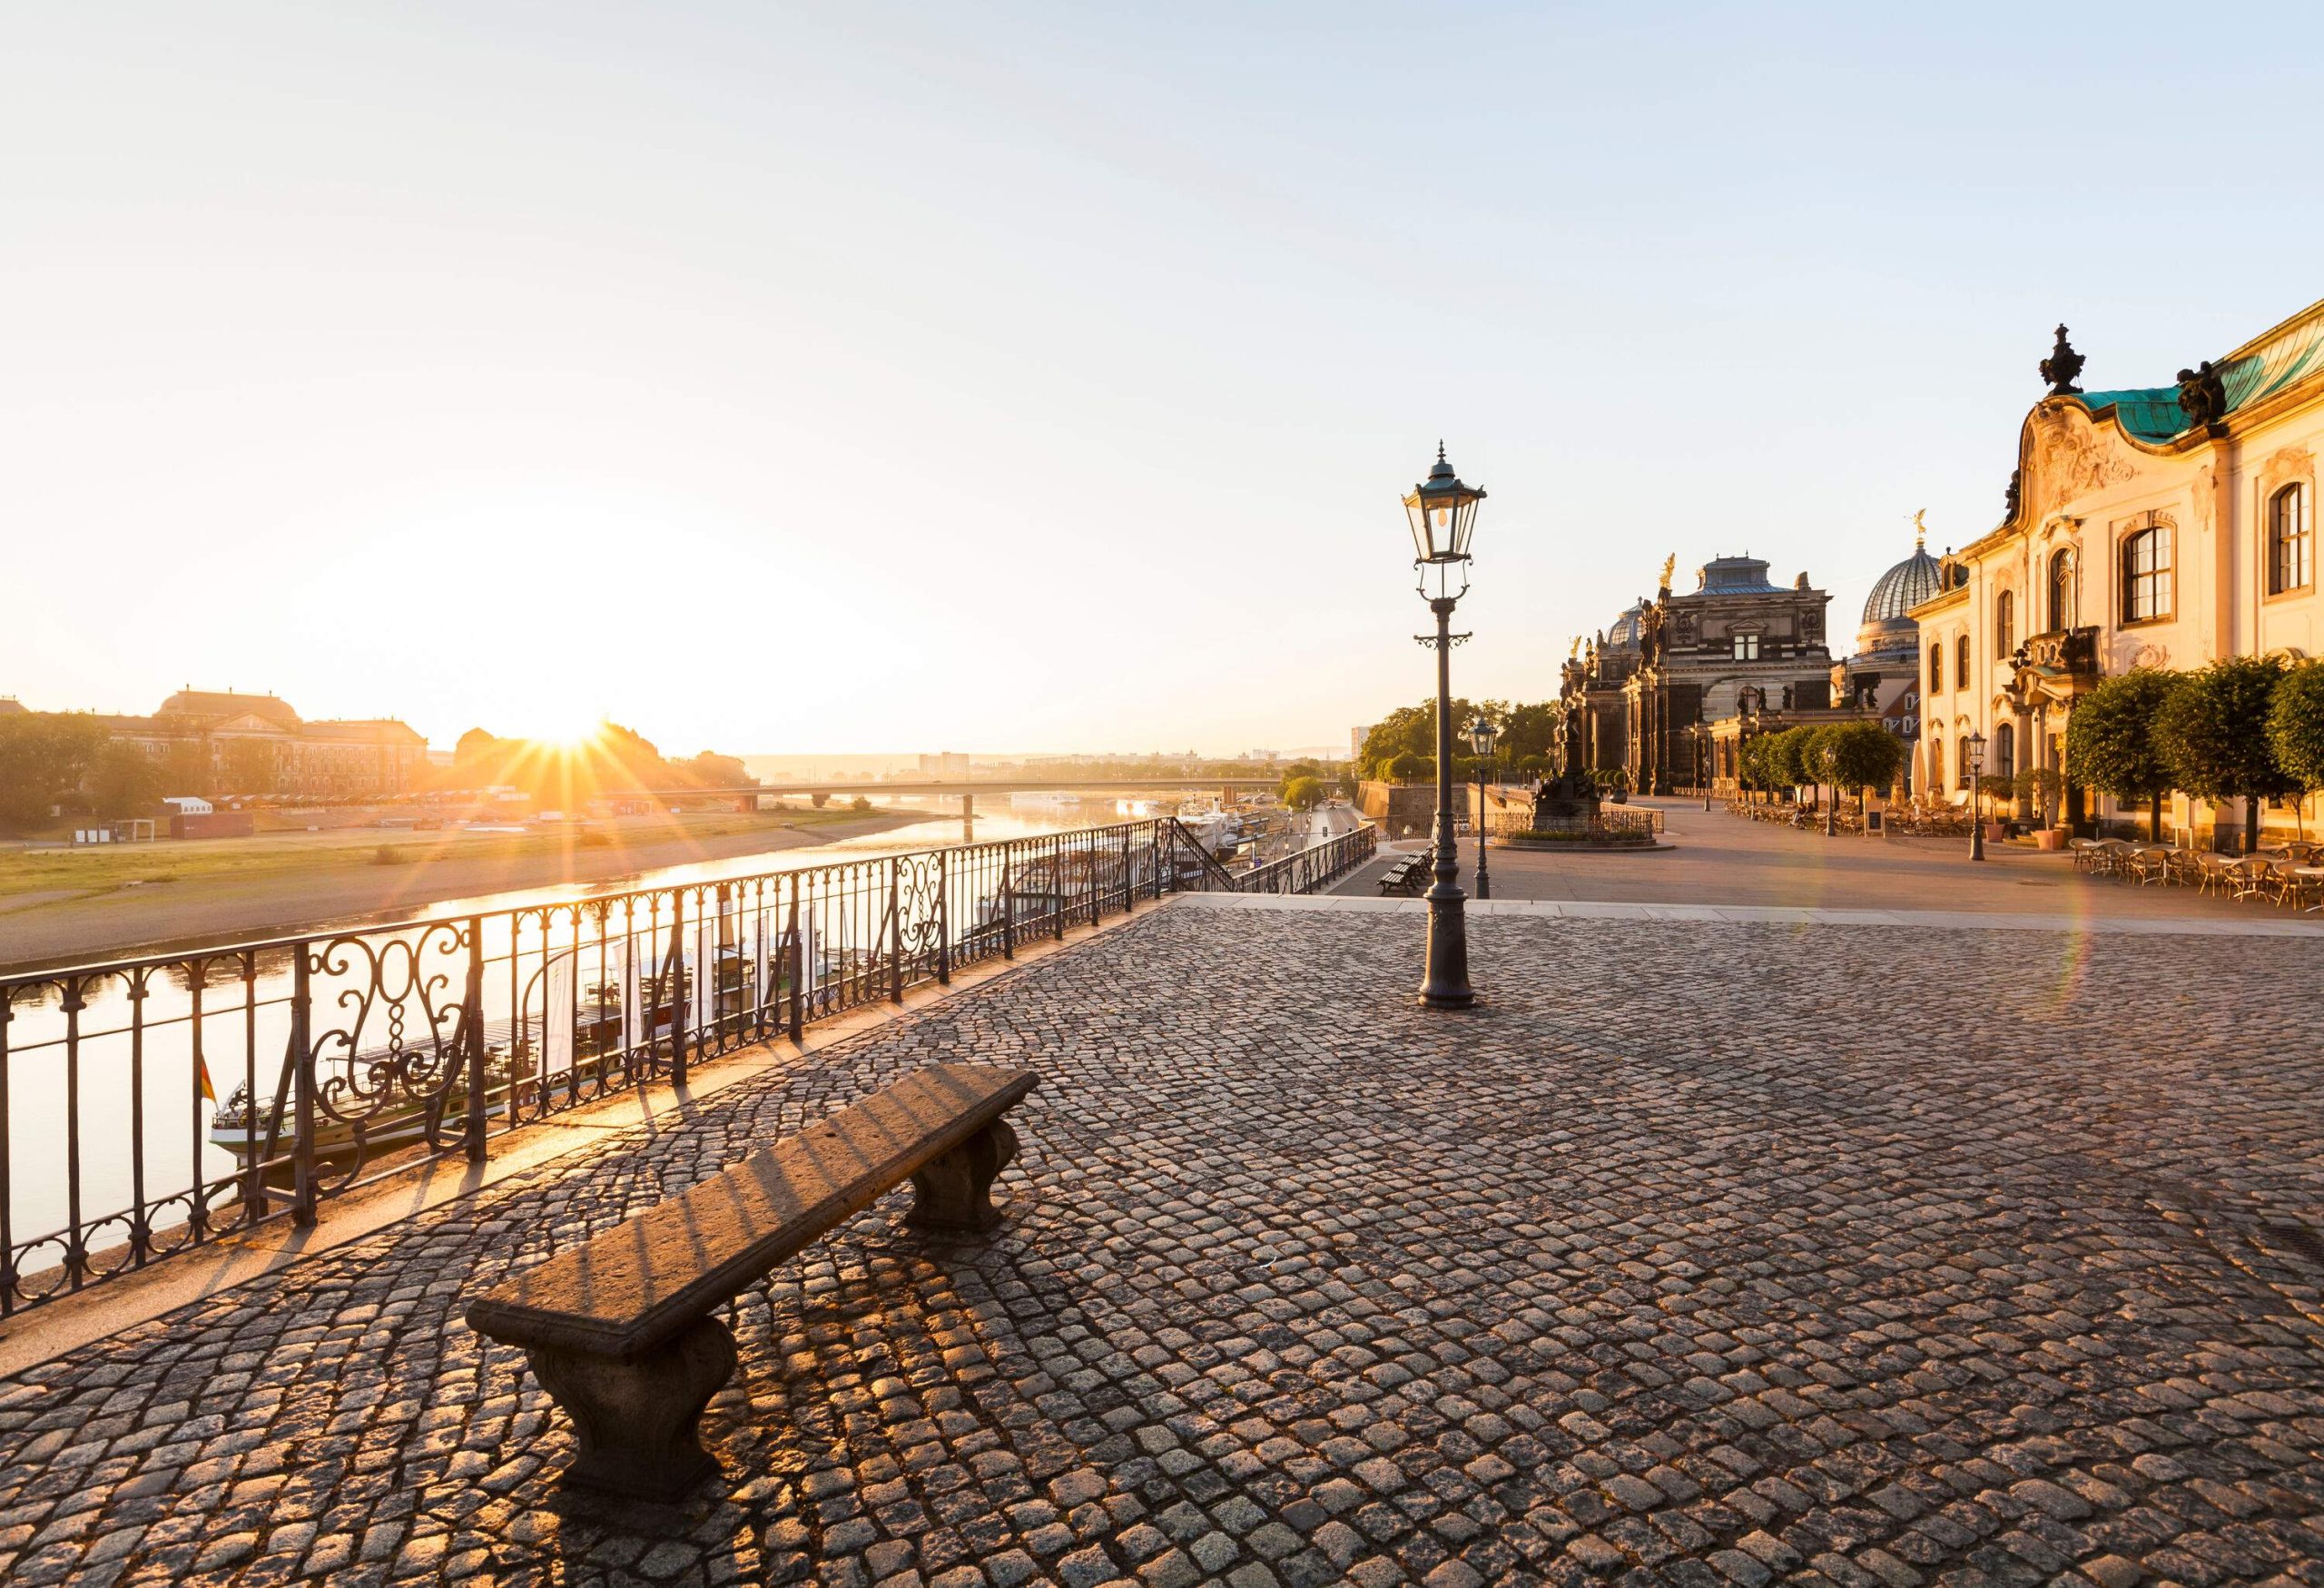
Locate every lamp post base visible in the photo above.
<box><xmin>1416</xmin><ymin>886</ymin><xmax>1474</xmax><ymax>1008</ymax></box>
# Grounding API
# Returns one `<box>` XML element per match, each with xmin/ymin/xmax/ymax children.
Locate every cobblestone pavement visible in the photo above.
<box><xmin>3</xmin><ymin>901</ymin><xmax>2321</xmax><ymax>1587</ymax></box>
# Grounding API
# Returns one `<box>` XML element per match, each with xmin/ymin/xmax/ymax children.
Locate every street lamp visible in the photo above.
<box><xmin>1466</xmin><ymin>715</ymin><xmax>1499</xmax><ymax>901</ymax></box>
<box><xmin>1404</xmin><ymin>442</ymin><xmax>1486</xmax><ymax>1009</ymax></box>
<box><xmin>1965</xmin><ymin>730</ymin><xmax>1987</xmax><ymax>862</ymax></box>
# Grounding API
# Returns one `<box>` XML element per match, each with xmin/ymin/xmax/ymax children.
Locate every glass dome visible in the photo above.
<box><xmin>1863</xmin><ymin>545</ymin><xmax>1942</xmax><ymax>624</ymax></box>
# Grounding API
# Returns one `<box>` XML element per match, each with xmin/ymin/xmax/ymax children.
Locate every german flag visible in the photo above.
<box><xmin>196</xmin><ymin>1052</ymin><xmax>217</xmax><ymax>1105</ymax></box>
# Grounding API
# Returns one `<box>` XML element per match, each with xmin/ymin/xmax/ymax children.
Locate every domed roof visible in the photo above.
<box><xmin>1863</xmin><ymin>543</ymin><xmax>1941</xmax><ymax>624</ymax></box>
<box><xmin>1605</xmin><ymin>602</ymin><xmax>1644</xmax><ymax>650</ymax></box>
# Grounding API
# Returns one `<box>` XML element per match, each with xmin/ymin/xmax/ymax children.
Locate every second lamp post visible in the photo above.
<box><xmin>1404</xmin><ymin>443</ymin><xmax>1485</xmax><ymax>1009</ymax></box>
<box><xmin>1467</xmin><ymin>715</ymin><xmax>1499</xmax><ymax>901</ymax></box>
<box><xmin>1966</xmin><ymin>730</ymin><xmax>1987</xmax><ymax>862</ymax></box>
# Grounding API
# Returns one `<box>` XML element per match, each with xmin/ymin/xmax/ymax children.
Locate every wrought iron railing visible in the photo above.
<box><xmin>0</xmin><ymin>815</ymin><xmax>1371</xmax><ymax>1317</ymax></box>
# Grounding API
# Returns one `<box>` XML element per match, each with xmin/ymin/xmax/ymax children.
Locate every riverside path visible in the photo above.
<box><xmin>0</xmin><ymin>893</ymin><xmax>2319</xmax><ymax>1586</ymax></box>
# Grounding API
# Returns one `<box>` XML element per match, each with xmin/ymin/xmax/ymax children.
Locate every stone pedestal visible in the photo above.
<box><xmin>526</xmin><ymin>1317</ymin><xmax>739</xmax><ymax>1500</ymax></box>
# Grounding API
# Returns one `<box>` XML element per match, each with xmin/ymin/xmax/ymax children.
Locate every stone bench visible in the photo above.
<box><xmin>465</xmin><ymin>1062</ymin><xmax>1038</xmax><ymax>1498</ymax></box>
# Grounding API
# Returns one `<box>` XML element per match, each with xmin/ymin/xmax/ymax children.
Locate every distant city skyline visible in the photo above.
<box><xmin>6</xmin><ymin>5</ymin><xmax>2322</xmax><ymax>753</ymax></box>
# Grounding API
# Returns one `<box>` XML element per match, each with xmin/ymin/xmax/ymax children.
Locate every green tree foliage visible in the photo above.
<box><xmin>679</xmin><ymin>752</ymin><xmax>753</xmax><ymax>788</ymax></box>
<box><xmin>2063</xmin><ymin>667</ymin><xmax>2179</xmax><ymax>841</ymax></box>
<box><xmin>1282</xmin><ymin>775</ymin><xmax>1326</xmax><ymax>811</ymax></box>
<box><xmin>1816</xmin><ymin>722</ymin><xmax>1905</xmax><ymax>810</ymax></box>
<box><xmin>1357</xmin><ymin>698</ymin><xmax>1562</xmax><ymax>779</ymax></box>
<box><xmin>2152</xmin><ymin>656</ymin><xmax>2293</xmax><ymax>853</ymax></box>
<box><xmin>1386</xmin><ymin>751</ymin><xmax>1424</xmax><ymax>783</ymax></box>
<box><xmin>2267</xmin><ymin>659</ymin><xmax>2324</xmax><ymax>798</ymax></box>
<box><xmin>0</xmin><ymin>712</ymin><xmax>108</xmax><ymax>828</ymax></box>
<box><xmin>88</xmin><ymin>742</ymin><xmax>164</xmax><ymax>818</ymax></box>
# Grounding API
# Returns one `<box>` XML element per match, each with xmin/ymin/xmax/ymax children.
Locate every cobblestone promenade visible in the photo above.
<box><xmin>3</xmin><ymin>900</ymin><xmax>2320</xmax><ymax>1586</ymax></box>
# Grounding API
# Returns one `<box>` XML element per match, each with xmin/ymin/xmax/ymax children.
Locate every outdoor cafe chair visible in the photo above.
<box><xmin>2227</xmin><ymin>857</ymin><xmax>2277</xmax><ymax>905</ymax></box>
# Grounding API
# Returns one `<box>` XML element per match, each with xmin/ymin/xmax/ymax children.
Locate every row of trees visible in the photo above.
<box><xmin>2063</xmin><ymin>656</ymin><xmax>2324</xmax><ymax>851</ymax></box>
<box><xmin>1355</xmin><ymin>698</ymin><xmax>1562</xmax><ymax>783</ymax></box>
<box><xmin>448</xmin><ymin>725</ymin><xmax>753</xmax><ymax>804</ymax></box>
<box><xmin>1738</xmin><ymin>721</ymin><xmax>1907</xmax><ymax>819</ymax></box>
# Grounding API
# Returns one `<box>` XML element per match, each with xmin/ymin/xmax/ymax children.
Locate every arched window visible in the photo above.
<box><xmin>1928</xmin><ymin>737</ymin><xmax>1944</xmax><ymax>794</ymax></box>
<box><xmin>1995</xmin><ymin>590</ymin><xmax>2015</xmax><ymax>656</ymax></box>
<box><xmin>1994</xmin><ymin>722</ymin><xmax>2015</xmax><ymax>781</ymax></box>
<box><xmin>1955</xmin><ymin>633</ymin><xmax>1969</xmax><ymax>688</ymax></box>
<box><xmin>2122</xmin><ymin>524</ymin><xmax>2172</xmax><ymax>621</ymax></box>
<box><xmin>2270</xmin><ymin>484</ymin><xmax>2310</xmax><ymax>595</ymax></box>
<box><xmin>2048</xmin><ymin>549</ymin><xmax>2073</xmax><ymax>631</ymax></box>
<box><xmin>1928</xmin><ymin>642</ymin><xmax>1943</xmax><ymax>695</ymax></box>
<box><xmin>1955</xmin><ymin>734</ymin><xmax>1971</xmax><ymax>789</ymax></box>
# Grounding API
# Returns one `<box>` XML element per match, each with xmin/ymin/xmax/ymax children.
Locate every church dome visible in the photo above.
<box><xmin>1851</xmin><ymin>533</ymin><xmax>1940</xmax><ymax>664</ymax></box>
<box><xmin>1863</xmin><ymin>543</ymin><xmax>1942</xmax><ymax>624</ymax></box>
<box><xmin>1605</xmin><ymin>602</ymin><xmax>1644</xmax><ymax>650</ymax></box>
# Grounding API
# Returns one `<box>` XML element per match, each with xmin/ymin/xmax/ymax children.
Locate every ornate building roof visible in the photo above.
<box><xmin>1853</xmin><ymin>530</ymin><xmax>1940</xmax><ymax>664</ymax></box>
<box><xmin>1864</xmin><ymin>542</ymin><xmax>1942</xmax><ymax>624</ymax></box>
<box><xmin>1692</xmin><ymin>556</ymin><xmax>1784</xmax><ymax>595</ymax></box>
<box><xmin>1605</xmin><ymin>602</ymin><xmax>1644</xmax><ymax>651</ymax></box>
<box><xmin>2069</xmin><ymin>297</ymin><xmax>2324</xmax><ymax>442</ymax></box>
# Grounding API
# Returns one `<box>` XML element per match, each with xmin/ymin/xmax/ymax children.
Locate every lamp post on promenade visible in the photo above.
<box><xmin>1404</xmin><ymin>443</ymin><xmax>1485</xmax><ymax>1009</ymax></box>
<box><xmin>1695</xmin><ymin>712</ymin><xmax>1712</xmax><ymax>812</ymax></box>
<box><xmin>1966</xmin><ymin>731</ymin><xmax>1987</xmax><ymax>863</ymax></box>
<box><xmin>1466</xmin><ymin>715</ymin><xmax>1499</xmax><ymax>901</ymax></box>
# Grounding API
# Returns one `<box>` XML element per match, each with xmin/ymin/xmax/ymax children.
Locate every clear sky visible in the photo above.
<box><xmin>6</xmin><ymin>4</ymin><xmax>2321</xmax><ymax>756</ymax></box>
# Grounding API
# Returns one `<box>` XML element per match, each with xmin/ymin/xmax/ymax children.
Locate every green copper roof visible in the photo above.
<box><xmin>2077</xmin><ymin>387</ymin><xmax>2187</xmax><ymax>440</ymax></box>
<box><xmin>2071</xmin><ymin>299</ymin><xmax>2324</xmax><ymax>443</ymax></box>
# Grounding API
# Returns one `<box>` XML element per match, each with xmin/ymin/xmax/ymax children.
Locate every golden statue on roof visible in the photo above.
<box><xmin>1659</xmin><ymin>553</ymin><xmax>1676</xmax><ymax>590</ymax></box>
<box><xmin>1913</xmin><ymin>508</ymin><xmax>1927</xmax><ymax>547</ymax></box>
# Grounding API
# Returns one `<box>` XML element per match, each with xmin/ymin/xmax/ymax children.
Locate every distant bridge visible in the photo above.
<box><xmin>649</xmin><ymin>777</ymin><xmax>1283</xmax><ymax>801</ymax></box>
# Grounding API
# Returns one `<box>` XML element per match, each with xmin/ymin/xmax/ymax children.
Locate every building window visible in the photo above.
<box><xmin>2122</xmin><ymin>525</ymin><xmax>2172</xmax><ymax>622</ymax></box>
<box><xmin>1732</xmin><ymin>633</ymin><xmax>1760</xmax><ymax>661</ymax></box>
<box><xmin>2270</xmin><ymin>484</ymin><xmax>2310</xmax><ymax>595</ymax></box>
<box><xmin>1955</xmin><ymin>734</ymin><xmax>1971</xmax><ymax>790</ymax></box>
<box><xmin>1994</xmin><ymin>722</ymin><xmax>2014</xmax><ymax>781</ymax></box>
<box><xmin>1929</xmin><ymin>737</ymin><xmax>1944</xmax><ymax>794</ymax></box>
<box><xmin>1955</xmin><ymin>633</ymin><xmax>1969</xmax><ymax>690</ymax></box>
<box><xmin>1928</xmin><ymin>642</ymin><xmax>1943</xmax><ymax>695</ymax></box>
<box><xmin>1995</xmin><ymin>590</ymin><xmax>2015</xmax><ymax>656</ymax></box>
<box><xmin>2048</xmin><ymin>549</ymin><xmax>2073</xmax><ymax>631</ymax></box>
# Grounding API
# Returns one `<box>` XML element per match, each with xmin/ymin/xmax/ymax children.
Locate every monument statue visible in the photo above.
<box><xmin>1658</xmin><ymin>553</ymin><xmax>1676</xmax><ymax>592</ymax></box>
<box><xmin>2177</xmin><ymin>360</ymin><xmax>2228</xmax><ymax>429</ymax></box>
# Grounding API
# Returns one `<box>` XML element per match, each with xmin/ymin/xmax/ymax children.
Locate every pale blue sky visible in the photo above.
<box><xmin>5</xmin><ymin>4</ymin><xmax>2320</xmax><ymax>755</ymax></box>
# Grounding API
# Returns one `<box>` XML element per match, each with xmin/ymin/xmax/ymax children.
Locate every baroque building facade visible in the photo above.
<box><xmin>1908</xmin><ymin>301</ymin><xmax>2323</xmax><ymax>838</ymax></box>
<box><xmin>89</xmin><ymin>689</ymin><xmax>429</xmax><ymax>799</ymax></box>
<box><xmin>1559</xmin><ymin>555</ymin><xmax>1837</xmax><ymax>794</ymax></box>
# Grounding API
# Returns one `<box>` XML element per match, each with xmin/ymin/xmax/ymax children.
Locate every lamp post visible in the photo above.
<box><xmin>1966</xmin><ymin>731</ymin><xmax>1987</xmax><ymax>862</ymax></box>
<box><xmin>1466</xmin><ymin>715</ymin><xmax>1499</xmax><ymax>901</ymax></box>
<box><xmin>1695</xmin><ymin>713</ymin><xmax>1711</xmax><ymax>812</ymax></box>
<box><xmin>1404</xmin><ymin>443</ymin><xmax>1485</xmax><ymax>1009</ymax></box>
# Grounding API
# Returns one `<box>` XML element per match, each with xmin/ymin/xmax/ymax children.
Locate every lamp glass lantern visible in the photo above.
<box><xmin>1466</xmin><ymin>717</ymin><xmax>1499</xmax><ymax>759</ymax></box>
<box><xmin>1966</xmin><ymin>731</ymin><xmax>1987</xmax><ymax>777</ymax></box>
<box><xmin>1404</xmin><ymin>443</ymin><xmax>1486</xmax><ymax>597</ymax></box>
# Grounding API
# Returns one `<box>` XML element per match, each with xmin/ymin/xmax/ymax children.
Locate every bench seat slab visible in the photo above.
<box><xmin>464</xmin><ymin>1063</ymin><xmax>1037</xmax><ymax>1496</ymax></box>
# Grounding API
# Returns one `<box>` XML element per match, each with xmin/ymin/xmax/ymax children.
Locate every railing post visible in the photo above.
<box><xmin>463</xmin><ymin>915</ymin><xmax>487</xmax><ymax>1163</ymax></box>
<box><xmin>1120</xmin><ymin>826</ymin><xmax>1132</xmax><ymax>913</ymax></box>
<box><xmin>889</xmin><ymin>857</ymin><xmax>905</xmax><ymax>1003</ymax></box>
<box><xmin>936</xmin><ymin>850</ymin><xmax>951</xmax><ymax>985</ymax></box>
<box><xmin>1054</xmin><ymin>834</ymin><xmax>1067</xmax><ymax>941</ymax></box>
<box><xmin>290</xmin><ymin>946</ymin><xmax>318</xmax><ymax>1228</ymax></box>
<box><xmin>1001</xmin><ymin>851</ymin><xmax>1016</xmax><ymax>960</ymax></box>
<box><xmin>669</xmin><ymin>889</ymin><xmax>688</xmax><ymax>1085</ymax></box>
<box><xmin>787</xmin><ymin>892</ymin><xmax>803</xmax><ymax>1042</ymax></box>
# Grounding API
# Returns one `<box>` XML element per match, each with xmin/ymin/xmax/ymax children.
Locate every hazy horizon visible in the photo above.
<box><xmin>8</xmin><ymin>4</ymin><xmax>2323</xmax><ymax>755</ymax></box>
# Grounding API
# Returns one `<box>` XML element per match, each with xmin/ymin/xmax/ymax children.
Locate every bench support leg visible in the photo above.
<box><xmin>526</xmin><ymin>1317</ymin><xmax>738</xmax><ymax>1500</ymax></box>
<box><xmin>910</xmin><ymin>1118</ymin><xmax>1019</xmax><ymax>1231</ymax></box>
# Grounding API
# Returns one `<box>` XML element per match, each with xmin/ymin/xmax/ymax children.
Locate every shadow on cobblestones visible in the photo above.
<box><xmin>2</xmin><ymin>903</ymin><xmax>2321</xmax><ymax>1586</ymax></box>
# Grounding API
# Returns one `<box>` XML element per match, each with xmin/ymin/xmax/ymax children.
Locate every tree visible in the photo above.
<box><xmin>1282</xmin><ymin>775</ymin><xmax>1325</xmax><ymax>811</ymax></box>
<box><xmin>2152</xmin><ymin>656</ymin><xmax>2293</xmax><ymax>854</ymax></box>
<box><xmin>2063</xmin><ymin>668</ymin><xmax>2179</xmax><ymax>841</ymax></box>
<box><xmin>0</xmin><ymin>712</ymin><xmax>107</xmax><ymax>828</ymax></box>
<box><xmin>455</xmin><ymin>727</ymin><xmax>498</xmax><ymax>764</ymax></box>
<box><xmin>1386</xmin><ymin>751</ymin><xmax>1424</xmax><ymax>784</ymax></box>
<box><xmin>89</xmin><ymin>742</ymin><xmax>163</xmax><ymax>818</ymax></box>
<box><xmin>682</xmin><ymin>752</ymin><xmax>753</xmax><ymax>788</ymax></box>
<box><xmin>1817</xmin><ymin>722</ymin><xmax>1906</xmax><ymax>817</ymax></box>
<box><xmin>2267</xmin><ymin>660</ymin><xmax>2324</xmax><ymax>831</ymax></box>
